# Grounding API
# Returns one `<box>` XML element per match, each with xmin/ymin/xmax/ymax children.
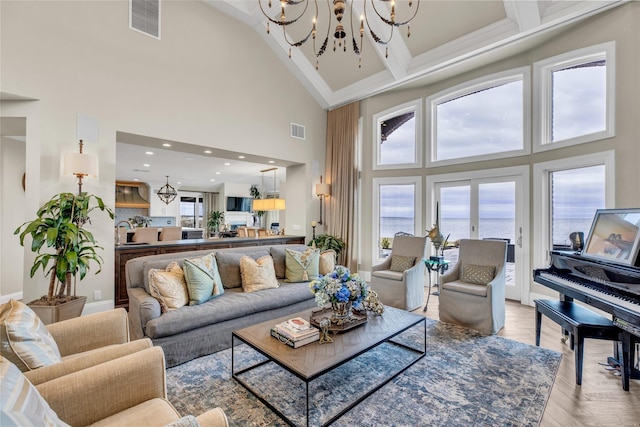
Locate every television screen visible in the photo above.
<box><xmin>226</xmin><ymin>197</ymin><xmax>252</xmax><ymax>212</ymax></box>
<box><xmin>582</xmin><ymin>208</ymin><xmax>640</xmax><ymax>266</ymax></box>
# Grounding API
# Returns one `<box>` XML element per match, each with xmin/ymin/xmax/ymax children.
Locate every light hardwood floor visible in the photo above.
<box><xmin>415</xmin><ymin>290</ymin><xmax>640</xmax><ymax>427</ymax></box>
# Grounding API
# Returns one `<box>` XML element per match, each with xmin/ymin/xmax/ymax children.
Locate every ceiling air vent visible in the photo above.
<box><xmin>291</xmin><ymin>123</ymin><xmax>305</xmax><ymax>140</ymax></box>
<box><xmin>130</xmin><ymin>0</ymin><xmax>161</xmax><ymax>40</ymax></box>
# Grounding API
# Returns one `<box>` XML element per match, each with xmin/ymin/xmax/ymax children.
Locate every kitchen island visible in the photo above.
<box><xmin>114</xmin><ymin>235</ymin><xmax>305</xmax><ymax>309</ymax></box>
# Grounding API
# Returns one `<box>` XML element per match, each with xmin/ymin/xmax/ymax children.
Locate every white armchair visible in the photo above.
<box><xmin>438</xmin><ymin>239</ymin><xmax>507</xmax><ymax>334</ymax></box>
<box><xmin>370</xmin><ymin>235</ymin><xmax>428</xmax><ymax>311</ymax></box>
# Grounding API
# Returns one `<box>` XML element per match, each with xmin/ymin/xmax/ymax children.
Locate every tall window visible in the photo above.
<box><xmin>533</xmin><ymin>42</ymin><xmax>615</xmax><ymax>151</ymax></box>
<box><xmin>180</xmin><ymin>196</ymin><xmax>203</xmax><ymax>228</ymax></box>
<box><xmin>428</xmin><ymin>68</ymin><xmax>529</xmax><ymax>166</ymax></box>
<box><xmin>550</xmin><ymin>166</ymin><xmax>606</xmax><ymax>247</ymax></box>
<box><xmin>373</xmin><ymin>99</ymin><xmax>422</xmax><ymax>170</ymax></box>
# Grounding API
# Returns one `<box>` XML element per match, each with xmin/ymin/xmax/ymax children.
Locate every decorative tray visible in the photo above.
<box><xmin>309</xmin><ymin>308</ymin><xmax>368</xmax><ymax>334</ymax></box>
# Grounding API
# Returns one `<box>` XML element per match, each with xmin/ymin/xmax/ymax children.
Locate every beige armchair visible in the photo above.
<box><xmin>370</xmin><ymin>235</ymin><xmax>428</xmax><ymax>311</ymax></box>
<box><xmin>438</xmin><ymin>239</ymin><xmax>507</xmax><ymax>335</ymax></box>
<box><xmin>159</xmin><ymin>226</ymin><xmax>183</xmax><ymax>241</ymax></box>
<box><xmin>26</xmin><ymin>347</ymin><xmax>228</xmax><ymax>426</ymax></box>
<box><xmin>23</xmin><ymin>308</ymin><xmax>153</xmax><ymax>385</ymax></box>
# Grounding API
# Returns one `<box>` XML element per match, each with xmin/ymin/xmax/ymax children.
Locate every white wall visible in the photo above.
<box><xmin>0</xmin><ymin>1</ymin><xmax>327</xmax><ymax>307</ymax></box>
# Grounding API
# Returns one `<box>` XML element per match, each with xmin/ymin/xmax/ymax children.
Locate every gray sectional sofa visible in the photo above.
<box><xmin>125</xmin><ymin>244</ymin><xmax>317</xmax><ymax>367</ymax></box>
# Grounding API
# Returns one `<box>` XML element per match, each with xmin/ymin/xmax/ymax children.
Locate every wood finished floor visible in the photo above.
<box><xmin>414</xmin><ymin>290</ymin><xmax>640</xmax><ymax>427</ymax></box>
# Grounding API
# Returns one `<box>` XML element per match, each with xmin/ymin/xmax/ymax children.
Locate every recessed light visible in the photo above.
<box><xmin>177</xmin><ymin>181</ymin><xmax>182</xmax><ymax>185</ymax></box>
<box><xmin>133</xmin><ymin>178</ymin><xmax>139</xmax><ymax>181</ymax></box>
<box><xmin>210</xmin><ymin>179</ymin><xmax>216</xmax><ymax>182</ymax></box>
<box><xmin>224</xmin><ymin>162</ymin><xmax>231</xmax><ymax>166</ymax></box>
<box><xmin>143</xmin><ymin>163</ymin><xmax>150</xmax><ymax>167</ymax></box>
<box><xmin>268</xmin><ymin>160</ymin><xmax>275</xmax><ymax>164</ymax></box>
<box><xmin>162</xmin><ymin>143</ymin><xmax>171</xmax><ymax>147</ymax></box>
<box><xmin>215</xmin><ymin>172</ymin><xmax>221</xmax><ymax>175</ymax></box>
<box><xmin>145</xmin><ymin>151</ymin><xmax>154</xmax><ymax>155</ymax></box>
<box><xmin>238</xmin><ymin>155</ymin><xmax>245</xmax><ymax>159</ymax></box>
<box><xmin>204</xmin><ymin>150</ymin><xmax>212</xmax><ymax>154</ymax></box>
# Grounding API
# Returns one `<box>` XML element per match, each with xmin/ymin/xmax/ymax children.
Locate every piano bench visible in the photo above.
<box><xmin>534</xmin><ymin>299</ymin><xmax>621</xmax><ymax>386</ymax></box>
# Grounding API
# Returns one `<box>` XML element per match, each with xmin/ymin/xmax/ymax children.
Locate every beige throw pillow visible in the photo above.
<box><xmin>148</xmin><ymin>262</ymin><xmax>189</xmax><ymax>313</ymax></box>
<box><xmin>240</xmin><ymin>255</ymin><xmax>279</xmax><ymax>293</ymax></box>
<box><xmin>319</xmin><ymin>250</ymin><xmax>336</xmax><ymax>275</ymax></box>
<box><xmin>461</xmin><ymin>263</ymin><xmax>496</xmax><ymax>285</ymax></box>
<box><xmin>390</xmin><ymin>255</ymin><xmax>416</xmax><ymax>272</ymax></box>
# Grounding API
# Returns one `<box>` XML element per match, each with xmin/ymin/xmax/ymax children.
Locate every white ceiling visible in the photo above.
<box><xmin>205</xmin><ymin>0</ymin><xmax>626</xmax><ymax>109</ymax></box>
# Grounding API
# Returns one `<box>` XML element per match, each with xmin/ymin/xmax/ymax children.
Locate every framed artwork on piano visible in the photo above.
<box><xmin>582</xmin><ymin>208</ymin><xmax>640</xmax><ymax>267</ymax></box>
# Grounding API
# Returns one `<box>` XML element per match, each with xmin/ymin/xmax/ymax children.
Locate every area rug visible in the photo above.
<box><xmin>166</xmin><ymin>318</ymin><xmax>561</xmax><ymax>427</ymax></box>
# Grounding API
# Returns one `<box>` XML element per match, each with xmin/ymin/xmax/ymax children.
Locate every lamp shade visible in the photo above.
<box><xmin>252</xmin><ymin>198</ymin><xmax>286</xmax><ymax>211</ymax></box>
<box><xmin>316</xmin><ymin>182</ymin><xmax>330</xmax><ymax>196</ymax></box>
<box><xmin>63</xmin><ymin>152</ymin><xmax>98</xmax><ymax>177</ymax></box>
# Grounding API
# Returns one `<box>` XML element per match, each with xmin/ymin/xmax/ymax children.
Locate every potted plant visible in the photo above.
<box><xmin>14</xmin><ymin>192</ymin><xmax>114</xmax><ymax>323</ymax></box>
<box><xmin>207</xmin><ymin>210</ymin><xmax>225</xmax><ymax>236</ymax></box>
<box><xmin>308</xmin><ymin>234</ymin><xmax>346</xmax><ymax>261</ymax></box>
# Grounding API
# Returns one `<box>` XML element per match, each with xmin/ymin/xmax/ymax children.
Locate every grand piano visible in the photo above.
<box><xmin>534</xmin><ymin>250</ymin><xmax>640</xmax><ymax>390</ymax></box>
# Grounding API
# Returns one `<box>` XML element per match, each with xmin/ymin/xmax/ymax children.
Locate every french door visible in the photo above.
<box><xmin>428</xmin><ymin>167</ymin><xmax>529</xmax><ymax>301</ymax></box>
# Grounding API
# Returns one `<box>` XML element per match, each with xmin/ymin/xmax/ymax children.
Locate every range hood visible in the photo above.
<box><xmin>115</xmin><ymin>181</ymin><xmax>150</xmax><ymax>208</ymax></box>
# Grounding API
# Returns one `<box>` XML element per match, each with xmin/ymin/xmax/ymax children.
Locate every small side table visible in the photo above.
<box><xmin>423</xmin><ymin>258</ymin><xmax>450</xmax><ymax>312</ymax></box>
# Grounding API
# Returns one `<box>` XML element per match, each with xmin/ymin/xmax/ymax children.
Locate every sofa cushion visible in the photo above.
<box><xmin>0</xmin><ymin>300</ymin><xmax>62</xmax><ymax>372</ymax></box>
<box><xmin>183</xmin><ymin>253</ymin><xmax>224</xmax><ymax>305</ymax></box>
<box><xmin>461</xmin><ymin>263</ymin><xmax>495</xmax><ymax>286</ymax></box>
<box><xmin>270</xmin><ymin>245</ymin><xmax>310</xmax><ymax>279</ymax></box>
<box><xmin>390</xmin><ymin>255</ymin><xmax>416</xmax><ymax>272</ymax></box>
<box><xmin>371</xmin><ymin>270</ymin><xmax>403</xmax><ymax>281</ymax></box>
<box><xmin>215</xmin><ymin>250</ymin><xmax>270</xmax><ymax>288</ymax></box>
<box><xmin>285</xmin><ymin>248</ymin><xmax>320</xmax><ymax>282</ymax></box>
<box><xmin>148</xmin><ymin>262</ymin><xmax>189</xmax><ymax>313</ymax></box>
<box><xmin>0</xmin><ymin>356</ymin><xmax>71</xmax><ymax>427</ymax></box>
<box><xmin>240</xmin><ymin>256</ymin><xmax>279</xmax><ymax>293</ymax></box>
<box><xmin>144</xmin><ymin>282</ymin><xmax>313</xmax><ymax>339</ymax></box>
<box><xmin>319</xmin><ymin>250</ymin><xmax>336</xmax><ymax>275</ymax></box>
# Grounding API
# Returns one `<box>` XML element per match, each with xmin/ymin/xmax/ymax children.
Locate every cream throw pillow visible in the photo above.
<box><xmin>148</xmin><ymin>262</ymin><xmax>189</xmax><ymax>313</ymax></box>
<box><xmin>0</xmin><ymin>299</ymin><xmax>62</xmax><ymax>372</ymax></box>
<box><xmin>461</xmin><ymin>263</ymin><xmax>496</xmax><ymax>285</ymax></box>
<box><xmin>319</xmin><ymin>250</ymin><xmax>336</xmax><ymax>275</ymax></box>
<box><xmin>240</xmin><ymin>255</ymin><xmax>279</xmax><ymax>293</ymax></box>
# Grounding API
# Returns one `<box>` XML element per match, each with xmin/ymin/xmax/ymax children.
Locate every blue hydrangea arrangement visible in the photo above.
<box><xmin>309</xmin><ymin>265</ymin><xmax>369</xmax><ymax>308</ymax></box>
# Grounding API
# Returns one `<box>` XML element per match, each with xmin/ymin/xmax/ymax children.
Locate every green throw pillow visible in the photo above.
<box><xmin>285</xmin><ymin>248</ymin><xmax>320</xmax><ymax>282</ymax></box>
<box><xmin>461</xmin><ymin>263</ymin><xmax>496</xmax><ymax>285</ymax></box>
<box><xmin>390</xmin><ymin>255</ymin><xmax>416</xmax><ymax>272</ymax></box>
<box><xmin>183</xmin><ymin>253</ymin><xmax>224</xmax><ymax>305</ymax></box>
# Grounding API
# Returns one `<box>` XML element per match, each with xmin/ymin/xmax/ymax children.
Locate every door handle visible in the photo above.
<box><xmin>517</xmin><ymin>226</ymin><xmax>523</xmax><ymax>248</ymax></box>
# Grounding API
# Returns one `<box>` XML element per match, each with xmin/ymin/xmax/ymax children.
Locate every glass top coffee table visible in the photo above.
<box><xmin>231</xmin><ymin>306</ymin><xmax>426</xmax><ymax>427</ymax></box>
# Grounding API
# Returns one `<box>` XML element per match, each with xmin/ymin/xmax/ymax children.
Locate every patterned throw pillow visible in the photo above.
<box><xmin>285</xmin><ymin>248</ymin><xmax>320</xmax><ymax>282</ymax></box>
<box><xmin>319</xmin><ymin>250</ymin><xmax>336</xmax><ymax>276</ymax></box>
<box><xmin>390</xmin><ymin>255</ymin><xmax>416</xmax><ymax>272</ymax></box>
<box><xmin>183</xmin><ymin>253</ymin><xmax>224</xmax><ymax>305</ymax></box>
<box><xmin>148</xmin><ymin>262</ymin><xmax>189</xmax><ymax>313</ymax></box>
<box><xmin>0</xmin><ymin>356</ymin><xmax>71</xmax><ymax>427</ymax></box>
<box><xmin>0</xmin><ymin>300</ymin><xmax>62</xmax><ymax>372</ymax></box>
<box><xmin>240</xmin><ymin>256</ymin><xmax>279</xmax><ymax>293</ymax></box>
<box><xmin>461</xmin><ymin>263</ymin><xmax>496</xmax><ymax>285</ymax></box>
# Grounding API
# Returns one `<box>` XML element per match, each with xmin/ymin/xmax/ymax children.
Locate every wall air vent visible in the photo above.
<box><xmin>129</xmin><ymin>0</ymin><xmax>161</xmax><ymax>40</ymax></box>
<box><xmin>291</xmin><ymin>123</ymin><xmax>305</xmax><ymax>140</ymax></box>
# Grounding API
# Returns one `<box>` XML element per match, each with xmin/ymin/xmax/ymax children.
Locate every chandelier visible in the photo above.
<box><xmin>258</xmin><ymin>0</ymin><xmax>419</xmax><ymax>69</ymax></box>
<box><xmin>157</xmin><ymin>176</ymin><xmax>178</xmax><ymax>205</ymax></box>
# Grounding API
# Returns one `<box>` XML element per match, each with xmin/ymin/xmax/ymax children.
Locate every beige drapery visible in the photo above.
<box><xmin>324</xmin><ymin>101</ymin><xmax>359</xmax><ymax>271</ymax></box>
<box><xmin>202</xmin><ymin>192</ymin><xmax>219</xmax><ymax>232</ymax></box>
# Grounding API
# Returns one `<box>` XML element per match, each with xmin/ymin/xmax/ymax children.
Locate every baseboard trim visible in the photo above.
<box><xmin>82</xmin><ymin>299</ymin><xmax>115</xmax><ymax>315</ymax></box>
<box><xmin>0</xmin><ymin>292</ymin><xmax>24</xmax><ymax>305</ymax></box>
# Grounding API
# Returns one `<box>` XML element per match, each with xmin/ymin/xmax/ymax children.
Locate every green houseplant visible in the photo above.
<box><xmin>15</xmin><ymin>192</ymin><xmax>114</xmax><ymax>321</ymax></box>
<box><xmin>207</xmin><ymin>210</ymin><xmax>225</xmax><ymax>235</ymax></box>
<box><xmin>308</xmin><ymin>234</ymin><xmax>346</xmax><ymax>261</ymax></box>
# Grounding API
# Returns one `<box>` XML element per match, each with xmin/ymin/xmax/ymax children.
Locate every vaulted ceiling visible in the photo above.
<box><xmin>206</xmin><ymin>0</ymin><xmax>625</xmax><ymax>109</ymax></box>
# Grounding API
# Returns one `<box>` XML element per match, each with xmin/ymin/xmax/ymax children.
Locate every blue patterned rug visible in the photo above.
<box><xmin>166</xmin><ymin>318</ymin><xmax>561</xmax><ymax>426</ymax></box>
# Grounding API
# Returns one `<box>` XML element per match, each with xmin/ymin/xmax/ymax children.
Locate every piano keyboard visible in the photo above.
<box><xmin>539</xmin><ymin>272</ymin><xmax>640</xmax><ymax>313</ymax></box>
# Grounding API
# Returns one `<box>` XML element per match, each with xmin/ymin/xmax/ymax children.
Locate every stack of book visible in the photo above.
<box><xmin>270</xmin><ymin>317</ymin><xmax>319</xmax><ymax>348</ymax></box>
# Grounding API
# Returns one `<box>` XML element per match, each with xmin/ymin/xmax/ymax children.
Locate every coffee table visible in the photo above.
<box><xmin>231</xmin><ymin>306</ymin><xmax>426</xmax><ymax>427</ymax></box>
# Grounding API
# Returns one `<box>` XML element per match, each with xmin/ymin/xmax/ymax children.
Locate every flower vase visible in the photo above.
<box><xmin>331</xmin><ymin>301</ymin><xmax>353</xmax><ymax>323</ymax></box>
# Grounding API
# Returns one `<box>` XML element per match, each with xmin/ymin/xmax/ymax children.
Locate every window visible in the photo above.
<box><xmin>428</xmin><ymin>67</ymin><xmax>530</xmax><ymax>166</ymax></box>
<box><xmin>533</xmin><ymin>42</ymin><xmax>615</xmax><ymax>151</ymax></box>
<box><xmin>180</xmin><ymin>196</ymin><xmax>203</xmax><ymax>228</ymax></box>
<box><xmin>372</xmin><ymin>177</ymin><xmax>422</xmax><ymax>261</ymax></box>
<box><xmin>533</xmin><ymin>151</ymin><xmax>615</xmax><ymax>268</ymax></box>
<box><xmin>373</xmin><ymin>99</ymin><xmax>422</xmax><ymax>169</ymax></box>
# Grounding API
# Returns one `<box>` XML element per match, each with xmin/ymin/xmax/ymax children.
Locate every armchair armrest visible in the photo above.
<box><xmin>371</xmin><ymin>256</ymin><xmax>392</xmax><ymax>273</ymax></box>
<box><xmin>24</xmin><ymin>338</ymin><xmax>153</xmax><ymax>386</ymax></box>
<box><xmin>441</xmin><ymin>261</ymin><xmax>461</xmax><ymax>285</ymax></box>
<box><xmin>196</xmin><ymin>408</ymin><xmax>230</xmax><ymax>427</ymax></box>
<box><xmin>36</xmin><ymin>346</ymin><xmax>167</xmax><ymax>427</ymax></box>
<box><xmin>402</xmin><ymin>260</ymin><xmax>425</xmax><ymax>283</ymax></box>
<box><xmin>128</xmin><ymin>287</ymin><xmax>162</xmax><ymax>340</ymax></box>
<box><xmin>46</xmin><ymin>308</ymin><xmax>129</xmax><ymax>356</ymax></box>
